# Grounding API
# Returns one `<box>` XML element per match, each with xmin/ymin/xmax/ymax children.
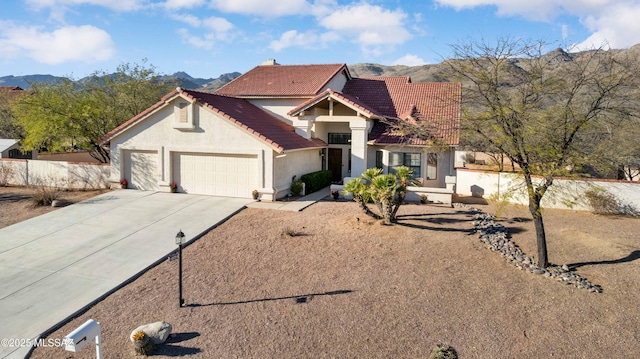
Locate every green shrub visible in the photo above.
<box><xmin>300</xmin><ymin>170</ymin><xmax>332</xmax><ymax>194</ymax></box>
<box><xmin>290</xmin><ymin>179</ymin><xmax>303</xmax><ymax>196</ymax></box>
<box><xmin>429</xmin><ymin>344</ymin><xmax>458</xmax><ymax>359</ymax></box>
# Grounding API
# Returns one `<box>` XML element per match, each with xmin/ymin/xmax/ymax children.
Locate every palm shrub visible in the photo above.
<box><xmin>342</xmin><ymin>175</ymin><xmax>380</xmax><ymax>220</ymax></box>
<box><xmin>343</xmin><ymin>166</ymin><xmax>418</xmax><ymax>224</ymax></box>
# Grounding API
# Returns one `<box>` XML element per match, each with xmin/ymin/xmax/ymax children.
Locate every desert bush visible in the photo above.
<box><xmin>281</xmin><ymin>227</ymin><xmax>302</xmax><ymax>237</ymax></box>
<box><xmin>584</xmin><ymin>187</ymin><xmax>639</xmax><ymax>216</ymax></box>
<box><xmin>464</xmin><ymin>152</ymin><xmax>476</xmax><ymax>164</ymax></box>
<box><xmin>429</xmin><ymin>343</ymin><xmax>458</xmax><ymax>359</ymax></box>
<box><xmin>31</xmin><ymin>185</ymin><xmax>60</xmax><ymax>207</ymax></box>
<box><xmin>0</xmin><ymin>163</ymin><xmax>13</xmax><ymax>186</ymax></box>
<box><xmin>585</xmin><ymin>188</ymin><xmax>621</xmax><ymax>215</ymax></box>
<box><xmin>290</xmin><ymin>179</ymin><xmax>303</xmax><ymax>196</ymax></box>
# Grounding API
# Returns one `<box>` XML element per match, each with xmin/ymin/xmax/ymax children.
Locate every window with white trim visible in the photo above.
<box><xmin>426</xmin><ymin>153</ymin><xmax>438</xmax><ymax>180</ymax></box>
<box><xmin>389</xmin><ymin>152</ymin><xmax>421</xmax><ymax>178</ymax></box>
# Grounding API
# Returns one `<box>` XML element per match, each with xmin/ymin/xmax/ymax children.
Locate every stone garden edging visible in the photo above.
<box><xmin>456</xmin><ymin>203</ymin><xmax>603</xmax><ymax>293</ymax></box>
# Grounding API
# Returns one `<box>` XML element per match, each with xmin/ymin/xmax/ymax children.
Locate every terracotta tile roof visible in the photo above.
<box><xmin>343</xmin><ymin>77</ymin><xmax>461</xmax><ymax>145</ymax></box>
<box><xmin>215</xmin><ymin>64</ymin><xmax>349</xmax><ymax>97</ymax></box>
<box><xmin>99</xmin><ymin>88</ymin><xmax>326</xmax><ymax>153</ymax></box>
<box><xmin>288</xmin><ymin>89</ymin><xmax>384</xmax><ymax>119</ymax></box>
<box><xmin>0</xmin><ymin>86</ymin><xmax>28</xmax><ymax>105</ymax></box>
<box><xmin>181</xmin><ymin>89</ymin><xmax>326</xmax><ymax>152</ymax></box>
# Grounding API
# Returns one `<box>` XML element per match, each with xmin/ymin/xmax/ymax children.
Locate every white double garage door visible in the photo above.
<box><xmin>125</xmin><ymin>150</ymin><xmax>259</xmax><ymax>198</ymax></box>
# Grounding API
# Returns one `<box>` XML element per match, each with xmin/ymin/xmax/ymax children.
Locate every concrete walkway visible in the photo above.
<box><xmin>247</xmin><ymin>186</ymin><xmax>332</xmax><ymax>211</ymax></box>
<box><xmin>0</xmin><ymin>190</ymin><xmax>251</xmax><ymax>359</ymax></box>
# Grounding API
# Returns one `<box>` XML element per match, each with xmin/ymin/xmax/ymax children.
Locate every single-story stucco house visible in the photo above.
<box><xmin>0</xmin><ymin>139</ymin><xmax>36</xmax><ymax>159</ymax></box>
<box><xmin>99</xmin><ymin>60</ymin><xmax>461</xmax><ymax>201</ymax></box>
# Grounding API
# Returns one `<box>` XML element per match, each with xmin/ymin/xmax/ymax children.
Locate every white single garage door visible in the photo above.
<box><xmin>173</xmin><ymin>152</ymin><xmax>259</xmax><ymax>197</ymax></box>
<box><xmin>125</xmin><ymin>150</ymin><xmax>159</xmax><ymax>190</ymax></box>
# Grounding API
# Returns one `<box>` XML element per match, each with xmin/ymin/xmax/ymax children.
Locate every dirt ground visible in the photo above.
<box><xmin>0</xmin><ymin>186</ymin><xmax>109</xmax><ymax>228</ymax></box>
<box><xmin>4</xmin><ymin>187</ymin><xmax>638</xmax><ymax>358</ymax></box>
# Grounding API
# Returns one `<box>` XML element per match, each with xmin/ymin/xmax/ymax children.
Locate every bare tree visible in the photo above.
<box><xmin>446</xmin><ymin>38</ymin><xmax>640</xmax><ymax>267</ymax></box>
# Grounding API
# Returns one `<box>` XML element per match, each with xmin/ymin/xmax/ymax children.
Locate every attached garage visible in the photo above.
<box><xmin>173</xmin><ymin>152</ymin><xmax>259</xmax><ymax>197</ymax></box>
<box><xmin>101</xmin><ymin>88</ymin><xmax>327</xmax><ymax>201</ymax></box>
<box><xmin>124</xmin><ymin>150</ymin><xmax>159</xmax><ymax>191</ymax></box>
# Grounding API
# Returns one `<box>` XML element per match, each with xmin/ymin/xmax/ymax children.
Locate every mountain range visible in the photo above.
<box><xmin>0</xmin><ymin>71</ymin><xmax>243</xmax><ymax>92</ymax></box>
<box><xmin>3</xmin><ymin>45</ymin><xmax>640</xmax><ymax>92</ymax></box>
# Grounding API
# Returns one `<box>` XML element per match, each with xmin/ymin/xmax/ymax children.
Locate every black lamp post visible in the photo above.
<box><xmin>175</xmin><ymin>229</ymin><xmax>185</xmax><ymax>307</ymax></box>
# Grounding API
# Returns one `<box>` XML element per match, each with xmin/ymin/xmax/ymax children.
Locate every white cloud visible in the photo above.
<box><xmin>25</xmin><ymin>0</ymin><xmax>145</xmax><ymax>12</ymax></box>
<box><xmin>171</xmin><ymin>14</ymin><xmax>203</xmax><ymax>27</ymax></box>
<box><xmin>319</xmin><ymin>3</ymin><xmax>412</xmax><ymax>55</ymax></box>
<box><xmin>208</xmin><ymin>0</ymin><xmax>311</xmax><ymax>17</ymax></box>
<box><xmin>573</xmin><ymin>3</ymin><xmax>640</xmax><ymax>49</ymax></box>
<box><xmin>308</xmin><ymin>0</ymin><xmax>339</xmax><ymax>18</ymax></box>
<box><xmin>202</xmin><ymin>17</ymin><xmax>234</xmax><ymax>35</ymax></box>
<box><xmin>0</xmin><ymin>23</ymin><xmax>115</xmax><ymax>64</ymax></box>
<box><xmin>177</xmin><ymin>28</ymin><xmax>216</xmax><ymax>49</ymax></box>
<box><xmin>435</xmin><ymin>0</ymin><xmax>640</xmax><ymax>49</ymax></box>
<box><xmin>24</xmin><ymin>0</ymin><xmax>147</xmax><ymax>22</ymax></box>
<box><xmin>393</xmin><ymin>54</ymin><xmax>427</xmax><ymax>66</ymax></box>
<box><xmin>172</xmin><ymin>14</ymin><xmax>236</xmax><ymax>49</ymax></box>
<box><xmin>434</xmin><ymin>0</ymin><xmax>563</xmax><ymax>21</ymax></box>
<box><xmin>268</xmin><ymin>29</ymin><xmax>339</xmax><ymax>52</ymax></box>
<box><xmin>163</xmin><ymin>0</ymin><xmax>206</xmax><ymax>10</ymax></box>
<box><xmin>560</xmin><ymin>24</ymin><xmax>569</xmax><ymax>40</ymax></box>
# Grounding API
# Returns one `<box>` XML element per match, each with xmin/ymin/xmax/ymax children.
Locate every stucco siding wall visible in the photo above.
<box><xmin>436</xmin><ymin>149</ymin><xmax>455</xmax><ymax>187</ymax></box>
<box><xmin>322</xmin><ymin>72</ymin><xmax>349</xmax><ymax>92</ymax></box>
<box><xmin>0</xmin><ymin>159</ymin><xmax>27</xmax><ymax>185</ymax></box>
<box><xmin>273</xmin><ymin>149</ymin><xmax>322</xmax><ymax>196</ymax></box>
<box><xmin>109</xmin><ymin>99</ymin><xmax>274</xmax><ymax>186</ymax></box>
<box><xmin>456</xmin><ymin>168</ymin><xmax>640</xmax><ymax>211</ymax></box>
<box><xmin>247</xmin><ymin>98</ymin><xmax>304</xmax><ymax>125</ymax></box>
<box><xmin>315</xmin><ymin>122</ymin><xmax>351</xmax><ymax>141</ymax></box>
<box><xmin>0</xmin><ymin>159</ymin><xmax>109</xmax><ymax>189</ymax></box>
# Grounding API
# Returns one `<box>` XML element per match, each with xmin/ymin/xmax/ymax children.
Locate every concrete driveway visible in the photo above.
<box><xmin>0</xmin><ymin>190</ymin><xmax>251</xmax><ymax>359</ymax></box>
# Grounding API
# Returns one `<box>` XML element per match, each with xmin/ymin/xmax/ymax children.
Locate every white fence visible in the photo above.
<box><xmin>456</xmin><ymin>168</ymin><xmax>640</xmax><ymax>212</ymax></box>
<box><xmin>0</xmin><ymin>159</ymin><xmax>110</xmax><ymax>189</ymax></box>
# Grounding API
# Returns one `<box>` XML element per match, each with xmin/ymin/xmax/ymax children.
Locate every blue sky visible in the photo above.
<box><xmin>1</xmin><ymin>0</ymin><xmax>640</xmax><ymax>79</ymax></box>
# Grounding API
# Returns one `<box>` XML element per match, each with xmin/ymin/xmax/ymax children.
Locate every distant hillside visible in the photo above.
<box><xmin>349</xmin><ymin>45</ymin><xmax>640</xmax><ymax>83</ymax></box>
<box><xmin>0</xmin><ymin>74</ymin><xmax>65</xmax><ymax>89</ymax></box>
<box><xmin>349</xmin><ymin>63</ymin><xmax>451</xmax><ymax>82</ymax></box>
<box><xmin>4</xmin><ymin>45</ymin><xmax>640</xmax><ymax>92</ymax></box>
<box><xmin>0</xmin><ymin>71</ymin><xmax>241</xmax><ymax>92</ymax></box>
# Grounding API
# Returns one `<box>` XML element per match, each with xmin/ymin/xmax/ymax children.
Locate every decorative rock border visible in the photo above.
<box><xmin>456</xmin><ymin>203</ymin><xmax>603</xmax><ymax>293</ymax></box>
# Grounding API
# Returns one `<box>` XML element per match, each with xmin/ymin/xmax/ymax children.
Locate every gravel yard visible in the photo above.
<box><xmin>5</xmin><ymin>189</ymin><xmax>637</xmax><ymax>358</ymax></box>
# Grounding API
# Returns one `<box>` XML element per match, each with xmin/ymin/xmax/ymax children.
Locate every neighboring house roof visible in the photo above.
<box><xmin>0</xmin><ymin>86</ymin><xmax>27</xmax><ymax>105</ymax></box>
<box><xmin>215</xmin><ymin>64</ymin><xmax>350</xmax><ymax>97</ymax></box>
<box><xmin>342</xmin><ymin>77</ymin><xmax>461</xmax><ymax>145</ymax></box>
<box><xmin>99</xmin><ymin>88</ymin><xmax>326</xmax><ymax>153</ymax></box>
<box><xmin>0</xmin><ymin>139</ymin><xmax>19</xmax><ymax>152</ymax></box>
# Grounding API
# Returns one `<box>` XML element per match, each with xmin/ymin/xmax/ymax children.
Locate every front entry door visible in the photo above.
<box><xmin>328</xmin><ymin>148</ymin><xmax>342</xmax><ymax>183</ymax></box>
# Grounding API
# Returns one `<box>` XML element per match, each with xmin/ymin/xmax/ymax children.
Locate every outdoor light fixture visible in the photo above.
<box><xmin>175</xmin><ymin>229</ymin><xmax>185</xmax><ymax>307</ymax></box>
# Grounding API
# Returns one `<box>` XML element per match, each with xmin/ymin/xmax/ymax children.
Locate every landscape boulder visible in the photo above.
<box><xmin>130</xmin><ymin>321</ymin><xmax>172</xmax><ymax>345</ymax></box>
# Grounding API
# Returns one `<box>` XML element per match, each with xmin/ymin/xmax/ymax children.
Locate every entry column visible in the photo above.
<box><xmin>349</xmin><ymin>120</ymin><xmax>370</xmax><ymax>178</ymax></box>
